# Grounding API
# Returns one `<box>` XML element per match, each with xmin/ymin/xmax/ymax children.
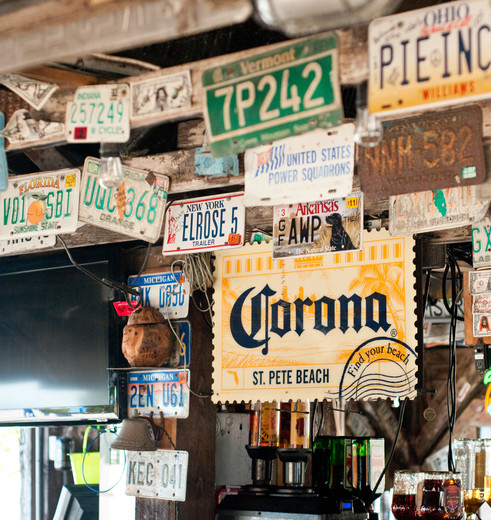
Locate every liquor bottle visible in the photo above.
<box><xmin>312</xmin><ymin>436</ymin><xmax>330</xmax><ymax>493</ymax></box>
<box><xmin>369</xmin><ymin>438</ymin><xmax>385</xmax><ymax>497</ymax></box>
<box><xmin>260</xmin><ymin>401</ymin><xmax>279</xmax><ymax>447</ymax></box>
<box><xmin>352</xmin><ymin>438</ymin><xmax>370</xmax><ymax>504</ymax></box>
<box><xmin>290</xmin><ymin>400</ymin><xmax>310</xmax><ymax>449</ymax></box>
<box><xmin>249</xmin><ymin>401</ymin><xmax>262</xmax><ymax>447</ymax></box>
<box><xmin>443</xmin><ymin>473</ymin><xmax>463</xmax><ymax>520</ymax></box>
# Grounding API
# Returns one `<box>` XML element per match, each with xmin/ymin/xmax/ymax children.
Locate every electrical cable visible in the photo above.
<box><xmin>81</xmin><ymin>427</ymin><xmax>127</xmax><ymax>494</ymax></box>
<box><xmin>368</xmin><ymin>396</ymin><xmax>408</xmax><ymax>506</ymax></box>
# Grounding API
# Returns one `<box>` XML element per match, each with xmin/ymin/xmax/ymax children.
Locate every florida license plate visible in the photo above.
<box><xmin>128</xmin><ymin>369</ymin><xmax>190</xmax><ymax>418</ymax></box>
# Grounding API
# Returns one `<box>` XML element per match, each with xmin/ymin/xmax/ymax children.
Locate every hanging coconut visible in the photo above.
<box><xmin>122</xmin><ymin>306</ymin><xmax>175</xmax><ymax>367</ymax></box>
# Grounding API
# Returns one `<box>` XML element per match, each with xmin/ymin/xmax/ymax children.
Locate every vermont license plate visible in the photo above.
<box><xmin>203</xmin><ymin>34</ymin><xmax>343</xmax><ymax>157</ymax></box>
<box><xmin>0</xmin><ymin>169</ymin><xmax>80</xmax><ymax>241</ymax></box>
<box><xmin>127</xmin><ymin>271</ymin><xmax>190</xmax><ymax>319</ymax></box>
<box><xmin>127</xmin><ymin>369</ymin><xmax>190</xmax><ymax>418</ymax></box>
<box><xmin>66</xmin><ymin>84</ymin><xmax>130</xmax><ymax>143</ymax></box>
<box><xmin>79</xmin><ymin>157</ymin><xmax>169</xmax><ymax>243</ymax></box>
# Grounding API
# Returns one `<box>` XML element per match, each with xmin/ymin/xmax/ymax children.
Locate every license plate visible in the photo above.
<box><xmin>127</xmin><ymin>271</ymin><xmax>190</xmax><ymax>319</ymax></box>
<box><xmin>273</xmin><ymin>193</ymin><xmax>363</xmax><ymax>259</ymax></box>
<box><xmin>126</xmin><ymin>449</ymin><xmax>188</xmax><ymax>501</ymax></box>
<box><xmin>79</xmin><ymin>157</ymin><xmax>169</xmax><ymax>243</ymax></box>
<box><xmin>202</xmin><ymin>34</ymin><xmax>343</xmax><ymax>157</ymax></box>
<box><xmin>65</xmin><ymin>84</ymin><xmax>130</xmax><ymax>143</ymax></box>
<box><xmin>369</xmin><ymin>1</ymin><xmax>491</xmax><ymax>115</ymax></box>
<box><xmin>473</xmin><ymin>219</ymin><xmax>491</xmax><ymax>269</ymax></box>
<box><xmin>359</xmin><ymin>106</ymin><xmax>485</xmax><ymax>197</ymax></box>
<box><xmin>389</xmin><ymin>185</ymin><xmax>489</xmax><ymax>236</ymax></box>
<box><xmin>0</xmin><ymin>234</ymin><xmax>56</xmax><ymax>255</ymax></box>
<box><xmin>0</xmin><ymin>169</ymin><xmax>80</xmax><ymax>241</ymax></box>
<box><xmin>128</xmin><ymin>369</ymin><xmax>190</xmax><ymax>418</ymax></box>
<box><xmin>163</xmin><ymin>192</ymin><xmax>245</xmax><ymax>254</ymax></box>
<box><xmin>244</xmin><ymin>124</ymin><xmax>355</xmax><ymax>206</ymax></box>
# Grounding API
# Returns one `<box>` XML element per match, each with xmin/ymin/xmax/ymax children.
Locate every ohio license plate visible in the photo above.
<box><xmin>0</xmin><ymin>169</ymin><xmax>80</xmax><ymax>241</ymax></box>
<box><xmin>127</xmin><ymin>271</ymin><xmax>190</xmax><ymax>319</ymax></box>
<box><xmin>162</xmin><ymin>192</ymin><xmax>245</xmax><ymax>254</ymax></box>
<box><xmin>65</xmin><ymin>83</ymin><xmax>130</xmax><ymax>142</ymax></box>
<box><xmin>369</xmin><ymin>1</ymin><xmax>491</xmax><ymax>115</ymax></box>
<box><xmin>202</xmin><ymin>34</ymin><xmax>343</xmax><ymax>157</ymax></box>
<box><xmin>79</xmin><ymin>157</ymin><xmax>169</xmax><ymax>243</ymax></box>
<box><xmin>126</xmin><ymin>449</ymin><xmax>188</xmax><ymax>501</ymax></box>
<box><xmin>128</xmin><ymin>369</ymin><xmax>190</xmax><ymax>418</ymax></box>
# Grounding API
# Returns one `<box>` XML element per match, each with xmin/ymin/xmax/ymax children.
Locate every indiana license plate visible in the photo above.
<box><xmin>369</xmin><ymin>1</ymin><xmax>491</xmax><ymax>115</ymax></box>
<box><xmin>66</xmin><ymin>84</ymin><xmax>130</xmax><ymax>143</ymax></box>
<box><xmin>202</xmin><ymin>34</ymin><xmax>343</xmax><ymax>157</ymax></box>
<box><xmin>79</xmin><ymin>157</ymin><xmax>169</xmax><ymax>243</ymax></box>
<box><xmin>0</xmin><ymin>169</ymin><xmax>80</xmax><ymax>241</ymax></box>
<box><xmin>127</xmin><ymin>271</ymin><xmax>190</xmax><ymax>319</ymax></box>
<box><xmin>127</xmin><ymin>369</ymin><xmax>190</xmax><ymax>418</ymax></box>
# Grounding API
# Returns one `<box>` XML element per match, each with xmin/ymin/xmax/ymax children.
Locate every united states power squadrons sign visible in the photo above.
<box><xmin>212</xmin><ymin>229</ymin><xmax>417</xmax><ymax>403</ymax></box>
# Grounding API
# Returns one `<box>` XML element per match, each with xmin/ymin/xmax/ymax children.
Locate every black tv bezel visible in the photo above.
<box><xmin>0</xmin><ymin>243</ymin><xmax>126</xmax><ymax>427</ymax></box>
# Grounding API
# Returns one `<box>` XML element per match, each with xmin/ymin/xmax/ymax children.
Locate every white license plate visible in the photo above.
<box><xmin>0</xmin><ymin>169</ymin><xmax>80</xmax><ymax>241</ymax></box>
<box><xmin>79</xmin><ymin>157</ymin><xmax>169</xmax><ymax>243</ymax></box>
<box><xmin>127</xmin><ymin>271</ymin><xmax>190</xmax><ymax>319</ymax></box>
<box><xmin>126</xmin><ymin>449</ymin><xmax>188</xmax><ymax>501</ymax></box>
<box><xmin>0</xmin><ymin>234</ymin><xmax>56</xmax><ymax>255</ymax></box>
<box><xmin>65</xmin><ymin>83</ymin><xmax>130</xmax><ymax>143</ymax></box>
<box><xmin>162</xmin><ymin>192</ymin><xmax>245</xmax><ymax>254</ymax></box>
<box><xmin>128</xmin><ymin>369</ymin><xmax>190</xmax><ymax>418</ymax></box>
<box><xmin>473</xmin><ymin>219</ymin><xmax>491</xmax><ymax>269</ymax></box>
<box><xmin>369</xmin><ymin>1</ymin><xmax>491</xmax><ymax>115</ymax></box>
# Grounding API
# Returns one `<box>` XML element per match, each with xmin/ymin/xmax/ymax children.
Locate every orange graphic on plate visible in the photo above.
<box><xmin>27</xmin><ymin>196</ymin><xmax>46</xmax><ymax>224</ymax></box>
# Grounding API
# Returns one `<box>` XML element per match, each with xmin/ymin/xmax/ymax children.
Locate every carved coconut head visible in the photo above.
<box><xmin>122</xmin><ymin>307</ymin><xmax>174</xmax><ymax>367</ymax></box>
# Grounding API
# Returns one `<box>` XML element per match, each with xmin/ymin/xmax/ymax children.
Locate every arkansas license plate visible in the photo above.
<box><xmin>127</xmin><ymin>271</ymin><xmax>190</xmax><ymax>319</ymax></box>
<box><xmin>0</xmin><ymin>169</ymin><xmax>80</xmax><ymax>241</ymax></box>
<box><xmin>66</xmin><ymin>83</ymin><xmax>130</xmax><ymax>143</ymax></box>
<box><xmin>369</xmin><ymin>1</ymin><xmax>491</xmax><ymax>115</ymax></box>
<box><xmin>162</xmin><ymin>192</ymin><xmax>245</xmax><ymax>254</ymax></box>
<box><xmin>79</xmin><ymin>157</ymin><xmax>169</xmax><ymax>243</ymax></box>
<box><xmin>126</xmin><ymin>449</ymin><xmax>188</xmax><ymax>501</ymax></box>
<box><xmin>128</xmin><ymin>369</ymin><xmax>190</xmax><ymax>418</ymax></box>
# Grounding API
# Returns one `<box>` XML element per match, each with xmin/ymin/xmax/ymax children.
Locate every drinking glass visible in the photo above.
<box><xmin>455</xmin><ymin>438</ymin><xmax>485</xmax><ymax>519</ymax></box>
<box><xmin>392</xmin><ymin>470</ymin><xmax>419</xmax><ymax>520</ymax></box>
<box><xmin>420</xmin><ymin>472</ymin><xmax>446</xmax><ymax>520</ymax></box>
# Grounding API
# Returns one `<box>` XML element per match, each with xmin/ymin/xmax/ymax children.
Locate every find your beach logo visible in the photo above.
<box><xmin>338</xmin><ymin>337</ymin><xmax>417</xmax><ymax>401</ymax></box>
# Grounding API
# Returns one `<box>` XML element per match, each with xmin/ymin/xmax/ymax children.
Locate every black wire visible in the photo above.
<box><xmin>368</xmin><ymin>397</ymin><xmax>408</xmax><ymax>506</ymax></box>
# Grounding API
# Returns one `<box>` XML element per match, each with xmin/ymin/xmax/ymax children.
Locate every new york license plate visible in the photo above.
<box><xmin>128</xmin><ymin>369</ymin><xmax>190</xmax><ymax>418</ymax></box>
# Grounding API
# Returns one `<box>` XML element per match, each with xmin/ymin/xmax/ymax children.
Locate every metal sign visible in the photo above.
<box><xmin>0</xmin><ymin>234</ymin><xmax>56</xmax><ymax>255</ymax></box>
<box><xmin>212</xmin><ymin>231</ymin><xmax>417</xmax><ymax>403</ymax></box>
<box><xmin>389</xmin><ymin>186</ymin><xmax>489</xmax><ymax>236</ymax></box>
<box><xmin>473</xmin><ymin>219</ymin><xmax>491</xmax><ymax>269</ymax></box>
<box><xmin>194</xmin><ymin>147</ymin><xmax>239</xmax><ymax>178</ymax></box>
<box><xmin>79</xmin><ymin>157</ymin><xmax>169</xmax><ymax>243</ymax></box>
<box><xmin>126</xmin><ymin>449</ymin><xmax>188</xmax><ymax>501</ymax></box>
<box><xmin>244</xmin><ymin>124</ymin><xmax>355</xmax><ymax>206</ymax></box>
<box><xmin>127</xmin><ymin>271</ymin><xmax>190</xmax><ymax>319</ymax></box>
<box><xmin>273</xmin><ymin>193</ymin><xmax>363</xmax><ymax>259</ymax></box>
<box><xmin>131</xmin><ymin>71</ymin><xmax>192</xmax><ymax>120</ymax></box>
<box><xmin>359</xmin><ymin>106</ymin><xmax>485</xmax><ymax>197</ymax></box>
<box><xmin>65</xmin><ymin>84</ymin><xmax>130</xmax><ymax>143</ymax></box>
<box><xmin>0</xmin><ymin>169</ymin><xmax>80</xmax><ymax>241</ymax></box>
<box><xmin>163</xmin><ymin>192</ymin><xmax>245</xmax><ymax>255</ymax></box>
<box><xmin>369</xmin><ymin>0</ymin><xmax>491</xmax><ymax>115</ymax></box>
<box><xmin>202</xmin><ymin>33</ymin><xmax>343</xmax><ymax>157</ymax></box>
<box><xmin>128</xmin><ymin>369</ymin><xmax>190</xmax><ymax>418</ymax></box>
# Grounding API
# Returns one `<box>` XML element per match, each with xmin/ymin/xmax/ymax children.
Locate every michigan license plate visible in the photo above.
<box><xmin>128</xmin><ymin>369</ymin><xmax>190</xmax><ymax>418</ymax></box>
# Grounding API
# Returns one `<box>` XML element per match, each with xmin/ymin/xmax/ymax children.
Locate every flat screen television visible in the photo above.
<box><xmin>0</xmin><ymin>244</ymin><xmax>125</xmax><ymax>426</ymax></box>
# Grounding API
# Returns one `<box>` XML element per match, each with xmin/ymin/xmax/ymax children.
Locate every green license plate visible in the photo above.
<box><xmin>202</xmin><ymin>34</ymin><xmax>344</xmax><ymax>157</ymax></box>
